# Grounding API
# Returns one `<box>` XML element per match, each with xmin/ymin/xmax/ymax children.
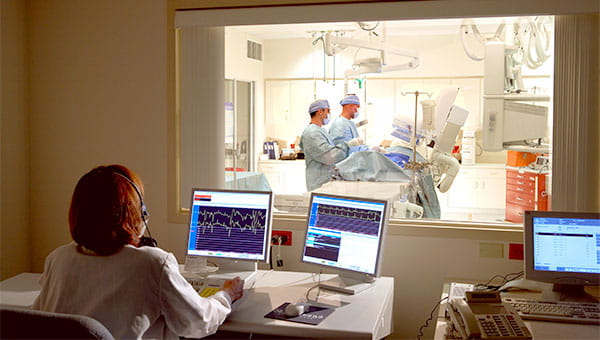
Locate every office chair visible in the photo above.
<box><xmin>0</xmin><ymin>306</ymin><xmax>115</xmax><ymax>339</ymax></box>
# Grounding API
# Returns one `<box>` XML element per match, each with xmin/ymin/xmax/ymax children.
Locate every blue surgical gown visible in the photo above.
<box><xmin>328</xmin><ymin>116</ymin><xmax>369</xmax><ymax>153</ymax></box>
<box><xmin>299</xmin><ymin>124</ymin><xmax>350</xmax><ymax>191</ymax></box>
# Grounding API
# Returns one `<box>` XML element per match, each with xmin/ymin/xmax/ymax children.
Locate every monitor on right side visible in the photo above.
<box><xmin>524</xmin><ymin>210</ymin><xmax>600</xmax><ymax>299</ymax></box>
<box><xmin>301</xmin><ymin>193</ymin><xmax>389</xmax><ymax>295</ymax></box>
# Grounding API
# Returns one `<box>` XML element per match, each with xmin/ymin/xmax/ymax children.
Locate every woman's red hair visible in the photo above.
<box><xmin>69</xmin><ymin>165</ymin><xmax>145</xmax><ymax>255</ymax></box>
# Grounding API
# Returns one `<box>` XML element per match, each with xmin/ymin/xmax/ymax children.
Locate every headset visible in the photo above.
<box><xmin>113</xmin><ymin>172</ymin><xmax>158</xmax><ymax>247</ymax></box>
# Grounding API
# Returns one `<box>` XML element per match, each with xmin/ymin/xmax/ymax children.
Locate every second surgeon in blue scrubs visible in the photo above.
<box><xmin>328</xmin><ymin>94</ymin><xmax>369</xmax><ymax>153</ymax></box>
<box><xmin>299</xmin><ymin>99</ymin><xmax>364</xmax><ymax>191</ymax></box>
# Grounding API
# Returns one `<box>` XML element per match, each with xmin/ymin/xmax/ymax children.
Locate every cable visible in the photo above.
<box><xmin>416</xmin><ymin>296</ymin><xmax>448</xmax><ymax>340</ymax></box>
<box><xmin>524</xmin><ymin>17</ymin><xmax>551</xmax><ymax>69</ymax></box>
<box><xmin>311</xmin><ymin>33</ymin><xmax>328</xmax><ymax>82</ymax></box>
<box><xmin>250</xmin><ymin>269</ymin><xmax>272</xmax><ymax>290</ymax></box>
<box><xmin>358</xmin><ymin>21</ymin><xmax>379</xmax><ymax>32</ymax></box>
<box><xmin>459</xmin><ymin>19</ymin><xmax>484</xmax><ymax>61</ymax></box>
<box><xmin>476</xmin><ymin>271</ymin><xmax>524</xmax><ymax>290</ymax></box>
<box><xmin>305</xmin><ymin>270</ymin><xmax>322</xmax><ymax>302</ymax></box>
<box><xmin>276</xmin><ymin>236</ymin><xmax>283</xmax><ymax>267</ymax></box>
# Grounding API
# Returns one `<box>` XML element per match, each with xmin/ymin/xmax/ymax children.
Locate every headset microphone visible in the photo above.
<box><xmin>113</xmin><ymin>172</ymin><xmax>158</xmax><ymax>247</ymax></box>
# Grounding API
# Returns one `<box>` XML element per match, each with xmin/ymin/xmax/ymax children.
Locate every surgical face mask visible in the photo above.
<box><xmin>353</xmin><ymin>111</ymin><xmax>360</xmax><ymax>119</ymax></box>
<box><xmin>323</xmin><ymin>113</ymin><xmax>330</xmax><ymax>125</ymax></box>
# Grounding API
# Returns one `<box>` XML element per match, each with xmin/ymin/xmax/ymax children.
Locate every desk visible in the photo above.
<box><xmin>434</xmin><ymin>282</ymin><xmax>600</xmax><ymax>340</ymax></box>
<box><xmin>0</xmin><ymin>271</ymin><xmax>394</xmax><ymax>339</ymax></box>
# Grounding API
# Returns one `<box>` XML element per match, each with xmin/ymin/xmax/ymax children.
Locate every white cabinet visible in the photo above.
<box><xmin>265</xmin><ymin>81</ymin><xmax>290</xmax><ymax>143</ymax></box>
<box><xmin>265</xmin><ymin>80</ymin><xmax>314</xmax><ymax>147</ymax></box>
<box><xmin>440</xmin><ymin>164</ymin><xmax>506</xmax><ymax>211</ymax></box>
<box><xmin>258</xmin><ymin>160</ymin><xmax>306</xmax><ymax>194</ymax></box>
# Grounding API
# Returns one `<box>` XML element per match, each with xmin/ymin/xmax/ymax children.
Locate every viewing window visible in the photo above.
<box><xmin>177</xmin><ymin>15</ymin><xmax>555</xmax><ymax>226</ymax></box>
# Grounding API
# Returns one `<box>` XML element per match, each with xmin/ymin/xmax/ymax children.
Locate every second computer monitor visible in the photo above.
<box><xmin>302</xmin><ymin>193</ymin><xmax>389</xmax><ymax>293</ymax></box>
<box><xmin>186</xmin><ymin>189</ymin><xmax>272</xmax><ymax>263</ymax></box>
<box><xmin>524</xmin><ymin>210</ymin><xmax>600</xmax><ymax>300</ymax></box>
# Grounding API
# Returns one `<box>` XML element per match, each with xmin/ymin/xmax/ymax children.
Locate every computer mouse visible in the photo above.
<box><xmin>284</xmin><ymin>303</ymin><xmax>308</xmax><ymax>317</ymax></box>
<box><xmin>498</xmin><ymin>278</ymin><xmax>543</xmax><ymax>292</ymax></box>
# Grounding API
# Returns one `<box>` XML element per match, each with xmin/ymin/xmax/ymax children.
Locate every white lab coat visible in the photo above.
<box><xmin>33</xmin><ymin>243</ymin><xmax>232</xmax><ymax>340</ymax></box>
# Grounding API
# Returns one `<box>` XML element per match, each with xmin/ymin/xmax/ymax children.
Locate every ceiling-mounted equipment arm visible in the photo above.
<box><xmin>323</xmin><ymin>32</ymin><xmax>419</xmax><ymax>70</ymax></box>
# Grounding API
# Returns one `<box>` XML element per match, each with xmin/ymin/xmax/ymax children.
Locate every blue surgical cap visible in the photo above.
<box><xmin>340</xmin><ymin>94</ymin><xmax>360</xmax><ymax>106</ymax></box>
<box><xmin>308</xmin><ymin>99</ymin><xmax>330</xmax><ymax>113</ymax></box>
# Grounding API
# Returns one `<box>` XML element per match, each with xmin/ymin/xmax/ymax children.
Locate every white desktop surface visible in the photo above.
<box><xmin>434</xmin><ymin>282</ymin><xmax>600</xmax><ymax>340</ymax></box>
<box><xmin>0</xmin><ymin>272</ymin><xmax>41</xmax><ymax>308</ymax></box>
<box><xmin>225</xmin><ymin>270</ymin><xmax>394</xmax><ymax>339</ymax></box>
<box><xmin>0</xmin><ymin>271</ymin><xmax>394</xmax><ymax>339</ymax></box>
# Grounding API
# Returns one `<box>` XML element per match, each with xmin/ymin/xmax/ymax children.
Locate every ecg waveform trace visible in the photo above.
<box><xmin>315</xmin><ymin>204</ymin><xmax>381</xmax><ymax>236</ymax></box>
<box><xmin>197</xmin><ymin>206</ymin><xmax>267</xmax><ymax>236</ymax></box>
<box><xmin>192</xmin><ymin>206</ymin><xmax>268</xmax><ymax>255</ymax></box>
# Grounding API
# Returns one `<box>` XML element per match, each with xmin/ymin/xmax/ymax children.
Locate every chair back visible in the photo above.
<box><xmin>0</xmin><ymin>306</ymin><xmax>115</xmax><ymax>339</ymax></box>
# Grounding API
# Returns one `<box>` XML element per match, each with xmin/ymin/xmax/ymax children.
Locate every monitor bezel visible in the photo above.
<box><xmin>301</xmin><ymin>192</ymin><xmax>389</xmax><ymax>278</ymax></box>
<box><xmin>186</xmin><ymin>188</ymin><xmax>273</xmax><ymax>263</ymax></box>
<box><xmin>524</xmin><ymin>210</ymin><xmax>600</xmax><ymax>286</ymax></box>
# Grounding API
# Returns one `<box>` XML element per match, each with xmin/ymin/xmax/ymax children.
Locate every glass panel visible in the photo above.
<box><xmin>224</xmin><ymin>80</ymin><xmax>267</xmax><ymax>191</ymax></box>
<box><xmin>174</xmin><ymin>17</ymin><xmax>555</xmax><ymax>222</ymax></box>
<box><xmin>241</xmin><ymin>17</ymin><xmax>554</xmax><ymax>224</ymax></box>
<box><xmin>235</xmin><ymin>81</ymin><xmax>251</xmax><ymax>171</ymax></box>
<box><xmin>224</xmin><ymin>79</ymin><xmax>235</xmax><ymax>169</ymax></box>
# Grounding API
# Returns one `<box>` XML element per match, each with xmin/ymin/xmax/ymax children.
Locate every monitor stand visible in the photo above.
<box><xmin>318</xmin><ymin>273</ymin><xmax>377</xmax><ymax>295</ymax></box>
<box><xmin>549</xmin><ymin>283</ymin><xmax>599</xmax><ymax>303</ymax></box>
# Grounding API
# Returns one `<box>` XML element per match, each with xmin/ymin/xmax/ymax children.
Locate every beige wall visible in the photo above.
<box><xmin>1</xmin><ymin>0</ymin><xmax>597</xmax><ymax>338</ymax></box>
<box><xmin>1</xmin><ymin>0</ymin><xmax>30</xmax><ymax>280</ymax></box>
<box><xmin>26</xmin><ymin>0</ymin><xmax>171</xmax><ymax>270</ymax></box>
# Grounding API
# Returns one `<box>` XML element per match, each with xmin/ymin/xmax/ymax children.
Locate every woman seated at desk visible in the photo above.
<box><xmin>33</xmin><ymin>164</ymin><xmax>243</xmax><ymax>339</ymax></box>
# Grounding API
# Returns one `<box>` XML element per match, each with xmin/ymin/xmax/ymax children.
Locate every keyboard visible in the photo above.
<box><xmin>198</xmin><ymin>286</ymin><xmax>221</xmax><ymax>297</ymax></box>
<box><xmin>185</xmin><ymin>276</ymin><xmax>206</xmax><ymax>291</ymax></box>
<box><xmin>184</xmin><ymin>276</ymin><xmax>223</xmax><ymax>297</ymax></box>
<box><xmin>503</xmin><ymin>297</ymin><xmax>600</xmax><ymax>325</ymax></box>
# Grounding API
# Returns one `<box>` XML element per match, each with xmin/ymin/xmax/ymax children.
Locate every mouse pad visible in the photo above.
<box><xmin>264</xmin><ymin>302</ymin><xmax>334</xmax><ymax>325</ymax></box>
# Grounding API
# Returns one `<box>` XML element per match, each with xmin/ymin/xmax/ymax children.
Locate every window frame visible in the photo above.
<box><xmin>167</xmin><ymin>0</ymin><xmax>599</xmax><ymax>226</ymax></box>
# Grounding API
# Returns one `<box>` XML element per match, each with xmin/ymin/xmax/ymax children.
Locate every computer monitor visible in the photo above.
<box><xmin>301</xmin><ymin>193</ymin><xmax>389</xmax><ymax>294</ymax></box>
<box><xmin>524</xmin><ymin>210</ymin><xmax>600</xmax><ymax>300</ymax></box>
<box><xmin>186</xmin><ymin>188</ymin><xmax>273</xmax><ymax>282</ymax></box>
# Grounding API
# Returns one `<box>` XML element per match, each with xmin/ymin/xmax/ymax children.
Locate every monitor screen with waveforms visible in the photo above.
<box><xmin>302</xmin><ymin>193</ymin><xmax>388</xmax><ymax>276</ymax></box>
<box><xmin>186</xmin><ymin>189</ymin><xmax>273</xmax><ymax>262</ymax></box>
<box><xmin>525</xmin><ymin>210</ymin><xmax>600</xmax><ymax>292</ymax></box>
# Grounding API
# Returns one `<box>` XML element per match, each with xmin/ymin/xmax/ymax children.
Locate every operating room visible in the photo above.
<box><xmin>179</xmin><ymin>15</ymin><xmax>555</xmax><ymax>225</ymax></box>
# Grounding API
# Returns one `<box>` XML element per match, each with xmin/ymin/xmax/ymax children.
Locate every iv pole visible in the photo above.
<box><xmin>400</xmin><ymin>91</ymin><xmax>431</xmax><ymax>203</ymax></box>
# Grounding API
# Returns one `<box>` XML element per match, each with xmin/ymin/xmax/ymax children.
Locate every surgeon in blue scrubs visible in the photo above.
<box><xmin>328</xmin><ymin>94</ymin><xmax>369</xmax><ymax>153</ymax></box>
<box><xmin>299</xmin><ymin>99</ymin><xmax>364</xmax><ymax>191</ymax></box>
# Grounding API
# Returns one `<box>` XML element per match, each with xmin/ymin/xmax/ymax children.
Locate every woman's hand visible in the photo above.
<box><xmin>222</xmin><ymin>277</ymin><xmax>243</xmax><ymax>302</ymax></box>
